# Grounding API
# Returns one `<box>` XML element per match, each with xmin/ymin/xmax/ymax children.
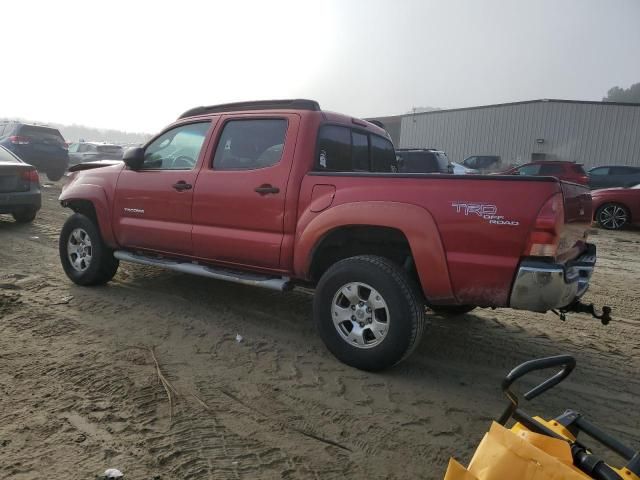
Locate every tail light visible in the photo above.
<box><xmin>524</xmin><ymin>193</ymin><xmax>564</xmax><ymax>257</ymax></box>
<box><xmin>20</xmin><ymin>169</ymin><xmax>40</xmax><ymax>183</ymax></box>
<box><xmin>9</xmin><ymin>135</ymin><xmax>30</xmax><ymax>145</ymax></box>
<box><xmin>579</xmin><ymin>174</ymin><xmax>589</xmax><ymax>185</ymax></box>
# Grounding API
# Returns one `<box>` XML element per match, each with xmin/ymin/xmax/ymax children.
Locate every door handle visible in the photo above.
<box><xmin>254</xmin><ymin>185</ymin><xmax>280</xmax><ymax>195</ymax></box>
<box><xmin>172</xmin><ymin>181</ymin><xmax>192</xmax><ymax>191</ymax></box>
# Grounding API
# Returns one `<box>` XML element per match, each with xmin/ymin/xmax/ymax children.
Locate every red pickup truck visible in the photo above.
<box><xmin>58</xmin><ymin>99</ymin><xmax>601</xmax><ymax>371</ymax></box>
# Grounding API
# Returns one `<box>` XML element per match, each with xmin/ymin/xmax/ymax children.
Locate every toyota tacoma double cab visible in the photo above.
<box><xmin>58</xmin><ymin>99</ymin><xmax>603</xmax><ymax>371</ymax></box>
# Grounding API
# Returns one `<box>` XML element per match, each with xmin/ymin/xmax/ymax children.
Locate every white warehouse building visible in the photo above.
<box><xmin>372</xmin><ymin>99</ymin><xmax>640</xmax><ymax>170</ymax></box>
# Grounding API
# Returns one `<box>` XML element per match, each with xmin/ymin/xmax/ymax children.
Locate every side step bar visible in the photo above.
<box><xmin>114</xmin><ymin>251</ymin><xmax>292</xmax><ymax>292</ymax></box>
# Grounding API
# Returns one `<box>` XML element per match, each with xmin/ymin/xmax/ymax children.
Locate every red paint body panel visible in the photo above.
<box><xmin>501</xmin><ymin>161</ymin><xmax>589</xmax><ymax>185</ymax></box>
<box><xmin>591</xmin><ymin>187</ymin><xmax>640</xmax><ymax>226</ymax></box>
<box><xmin>59</xmin><ymin>104</ymin><xmax>593</xmax><ymax>308</ymax></box>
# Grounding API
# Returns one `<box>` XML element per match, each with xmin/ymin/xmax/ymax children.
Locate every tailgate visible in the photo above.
<box><xmin>558</xmin><ymin>181</ymin><xmax>591</xmax><ymax>262</ymax></box>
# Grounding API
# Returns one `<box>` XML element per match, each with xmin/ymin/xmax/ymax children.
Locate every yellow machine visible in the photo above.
<box><xmin>445</xmin><ymin>355</ymin><xmax>639</xmax><ymax>480</ymax></box>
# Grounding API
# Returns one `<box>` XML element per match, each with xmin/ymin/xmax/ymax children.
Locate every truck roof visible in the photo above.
<box><xmin>177</xmin><ymin>99</ymin><xmax>390</xmax><ymax>138</ymax></box>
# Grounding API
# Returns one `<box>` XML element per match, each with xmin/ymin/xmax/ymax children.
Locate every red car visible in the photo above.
<box><xmin>58</xmin><ymin>99</ymin><xmax>600</xmax><ymax>370</ymax></box>
<box><xmin>592</xmin><ymin>184</ymin><xmax>640</xmax><ymax>230</ymax></box>
<box><xmin>502</xmin><ymin>161</ymin><xmax>589</xmax><ymax>185</ymax></box>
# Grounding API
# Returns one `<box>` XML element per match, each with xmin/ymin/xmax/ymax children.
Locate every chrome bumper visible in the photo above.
<box><xmin>509</xmin><ymin>244</ymin><xmax>596</xmax><ymax>313</ymax></box>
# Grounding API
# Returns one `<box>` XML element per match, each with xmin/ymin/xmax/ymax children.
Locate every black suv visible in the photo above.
<box><xmin>395</xmin><ymin>148</ymin><xmax>453</xmax><ymax>173</ymax></box>
<box><xmin>0</xmin><ymin>122</ymin><xmax>69</xmax><ymax>181</ymax></box>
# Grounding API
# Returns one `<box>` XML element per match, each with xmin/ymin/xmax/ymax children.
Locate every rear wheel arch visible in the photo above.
<box><xmin>295</xmin><ymin>202</ymin><xmax>456</xmax><ymax>303</ymax></box>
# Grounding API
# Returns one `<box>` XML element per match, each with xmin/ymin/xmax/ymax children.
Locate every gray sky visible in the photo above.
<box><xmin>4</xmin><ymin>0</ymin><xmax>640</xmax><ymax>132</ymax></box>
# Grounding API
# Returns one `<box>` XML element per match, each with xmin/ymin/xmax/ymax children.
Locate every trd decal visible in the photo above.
<box><xmin>451</xmin><ymin>202</ymin><xmax>519</xmax><ymax>226</ymax></box>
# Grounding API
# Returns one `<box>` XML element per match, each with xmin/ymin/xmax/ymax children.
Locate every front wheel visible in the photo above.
<box><xmin>314</xmin><ymin>255</ymin><xmax>426</xmax><ymax>371</ymax></box>
<box><xmin>59</xmin><ymin>213</ymin><xmax>119</xmax><ymax>285</ymax></box>
<box><xmin>596</xmin><ymin>203</ymin><xmax>629</xmax><ymax>230</ymax></box>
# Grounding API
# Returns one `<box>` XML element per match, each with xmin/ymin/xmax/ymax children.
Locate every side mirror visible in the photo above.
<box><xmin>123</xmin><ymin>147</ymin><xmax>145</xmax><ymax>170</ymax></box>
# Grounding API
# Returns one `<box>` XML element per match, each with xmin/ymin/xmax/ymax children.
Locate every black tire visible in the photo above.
<box><xmin>430</xmin><ymin>305</ymin><xmax>476</xmax><ymax>316</ymax></box>
<box><xmin>314</xmin><ymin>255</ymin><xmax>426</xmax><ymax>371</ymax></box>
<box><xmin>59</xmin><ymin>213</ymin><xmax>119</xmax><ymax>286</ymax></box>
<box><xmin>11</xmin><ymin>208</ymin><xmax>37</xmax><ymax>223</ymax></box>
<box><xmin>46</xmin><ymin>170</ymin><xmax>65</xmax><ymax>181</ymax></box>
<box><xmin>596</xmin><ymin>203</ymin><xmax>630</xmax><ymax>230</ymax></box>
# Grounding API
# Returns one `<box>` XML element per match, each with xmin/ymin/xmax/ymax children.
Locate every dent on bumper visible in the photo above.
<box><xmin>509</xmin><ymin>244</ymin><xmax>596</xmax><ymax>312</ymax></box>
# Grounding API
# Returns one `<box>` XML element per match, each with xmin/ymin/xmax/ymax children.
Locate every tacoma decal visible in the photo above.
<box><xmin>124</xmin><ymin>208</ymin><xmax>145</xmax><ymax>214</ymax></box>
<box><xmin>451</xmin><ymin>202</ymin><xmax>519</xmax><ymax>226</ymax></box>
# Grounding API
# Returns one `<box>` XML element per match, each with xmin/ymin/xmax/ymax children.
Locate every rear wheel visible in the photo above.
<box><xmin>46</xmin><ymin>170</ymin><xmax>65</xmax><ymax>181</ymax></box>
<box><xmin>59</xmin><ymin>213</ymin><xmax>119</xmax><ymax>285</ymax></box>
<box><xmin>596</xmin><ymin>203</ymin><xmax>629</xmax><ymax>230</ymax></box>
<box><xmin>314</xmin><ymin>255</ymin><xmax>426</xmax><ymax>371</ymax></box>
<box><xmin>12</xmin><ymin>208</ymin><xmax>37</xmax><ymax>223</ymax></box>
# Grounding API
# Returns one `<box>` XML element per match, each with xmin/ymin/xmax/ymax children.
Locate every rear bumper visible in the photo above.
<box><xmin>509</xmin><ymin>243</ymin><xmax>596</xmax><ymax>312</ymax></box>
<box><xmin>0</xmin><ymin>189</ymin><xmax>42</xmax><ymax>213</ymax></box>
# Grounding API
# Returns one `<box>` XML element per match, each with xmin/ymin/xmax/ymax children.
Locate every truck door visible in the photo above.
<box><xmin>112</xmin><ymin>121</ymin><xmax>213</xmax><ymax>255</ymax></box>
<box><xmin>191</xmin><ymin>114</ymin><xmax>300</xmax><ymax>269</ymax></box>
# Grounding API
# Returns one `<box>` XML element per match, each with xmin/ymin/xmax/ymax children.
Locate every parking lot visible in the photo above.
<box><xmin>1</xmin><ymin>178</ymin><xmax>639</xmax><ymax>479</ymax></box>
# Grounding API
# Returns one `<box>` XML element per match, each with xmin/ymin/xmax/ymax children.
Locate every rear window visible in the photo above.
<box><xmin>18</xmin><ymin>125</ymin><xmax>65</xmax><ymax>144</ymax></box>
<box><xmin>0</xmin><ymin>146</ymin><xmax>21</xmax><ymax>163</ymax></box>
<box><xmin>97</xmin><ymin>145</ymin><xmax>123</xmax><ymax>154</ymax></box>
<box><xmin>316</xmin><ymin>125</ymin><xmax>396</xmax><ymax>172</ymax></box>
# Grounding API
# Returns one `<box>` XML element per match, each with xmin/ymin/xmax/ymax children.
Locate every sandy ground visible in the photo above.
<box><xmin>1</xmin><ymin>179</ymin><xmax>638</xmax><ymax>480</ymax></box>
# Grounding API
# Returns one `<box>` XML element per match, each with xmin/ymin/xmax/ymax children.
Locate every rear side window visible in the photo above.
<box><xmin>611</xmin><ymin>166</ymin><xmax>637</xmax><ymax>175</ymax></box>
<box><xmin>213</xmin><ymin>119</ymin><xmax>287</xmax><ymax>170</ymax></box>
<box><xmin>316</xmin><ymin>125</ymin><xmax>396</xmax><ymax>172</ymax></box>
<box><xmin>0</xmin><ymin>146</ymin><xmax>21</xmax><ymax>163</ymax></box>
<box><xmin>351</xmin><ymin>131</ymin><xmax>369</xmax><ymax>171</ymax></box>
<box><xmin>517</xmin><ymin>164</ymin><xmax>541</xmax><ymax>175</ymax></box>
<box><xmin>589</xmin><ymin>167</ymin><xmax>609</xmax><ymax>175</ymax></box>
<box><xmin>539</xmin><ymin>164</ymin><xmax>564</xmax><ymax>175</ymax></box>
<box><xmin>317</xmin><ymin>126</ymin><xmax>351</xmax><ymax>171</ymax></box>
<box><xmin>570</xmin><ymin>164</ymin><xmax>586</xmax><ymax>174</ymax></box>
<box><xmin>371</xmin><ymin>136</ymin><xmax>396</xmax><ymax>172</ymax></box>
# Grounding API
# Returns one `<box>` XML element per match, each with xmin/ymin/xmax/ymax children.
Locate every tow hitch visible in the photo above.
<box><xmin>552</xmin><ymin>301</ymin><xmax>612</xmax><ymax>325</ymax></box>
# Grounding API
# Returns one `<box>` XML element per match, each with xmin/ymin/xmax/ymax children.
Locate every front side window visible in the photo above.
<box><xmin>213</xmin><ymin>119</ymin><xmax>287</xmax><ymax>171</ymax></box>
<box><xmin>463</xmin><ymin>156</ymin><xmax>478</xmax><ymax>169</ymax></box>
<box><xmin>143</xmin><ymin>122</ymin><xmax>210</xmax><ymax>170</ymax></box>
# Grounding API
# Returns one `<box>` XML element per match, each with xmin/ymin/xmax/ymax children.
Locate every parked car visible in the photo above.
<box><xmin>501</xmin><ymin>161</ymin><xmax>589</xmax><ymax>185</ymax></box>
<box><xmin>461</xmin><ymin>155</ymin><xmax>502</xmax><ymax>173</ymax></box>
<box><xmin>0</xmin><ymin>122</ymin><xmax>69</xmax><ymax>181</ymax></box>
<box><xmin>451</xmin><ymin>162</ymin><xmax>476</xmax><ymax>175</ymax></box>
<box><xmin>68</xmin><ymin>142</ymin><xmax>124</xmax><ymax>166</ymax></box>
<box><xmin>0</xmin><ymin>145</ymin><xmax>41</xmax><ymax>223</ymax></box>
<box><xmin>592</xmin><ymin>184</ymin><xmax>640</xmax><ymax>230</ymax></box>
<box><xmin>395</xmin><ymin>148</ymin><xmax>452</xmax><ymax>173</ymax></box>
<box><xmin>58</xmin><ymin>99</ymin><xmax>599</xmax><ymax>371</ymax></box>
<box><xmin>588</xmin><ymin>165</ymin><xmax>640</xmax><ymax>190</ymax></box>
